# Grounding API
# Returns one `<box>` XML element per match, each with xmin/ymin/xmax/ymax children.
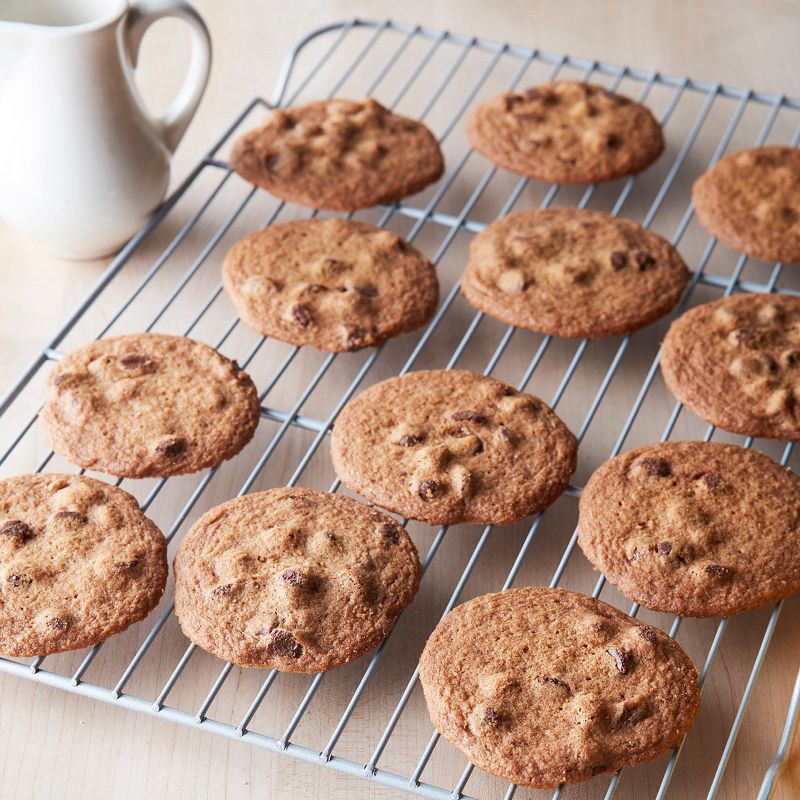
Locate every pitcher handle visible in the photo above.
<box><xmin>123</xmin><ymin>0</ymin><xmax>212</xmax><ymax>152</ymax></box>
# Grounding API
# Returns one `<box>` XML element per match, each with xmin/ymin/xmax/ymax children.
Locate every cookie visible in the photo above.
<box><xmin>173</xmin><ymin>487</ymin><xmax>421</xmax><ymax>672</ymax></box>
<box><xmin>461</xmin><ymin>208</ymin><xmax>689</xmax><ymax>338</ymax></box>
<box><xmin>41</xmin><ymin>333</ymin><xmax>261</xmax><ymax>478</ymax></box>
<box><xmin>230</xmin><ymin>98</ymin><xmax>444</xmax><ymax>211</ymax></box>
<box><xmin>466</xmin><ymin>81</ymin><xmax>664</xmax><ymax>184</ymax></box>
<box><xmin>330</xmin><ymin>370</ymin><xmax>577</xmax><ymax>526</ymax></box>
<box><xmin>693</xmin><ymin>146</ymin><xmax>800</xmax><ymax>263</ymax></box>
<box><xmin>419</xmin><ymin>587</ymin><xmax>700</xmax><ymax>787</ymax></box>
<box><xmin>578</xmin><ymin>441</ymin><xmax>800</xmax><ymax>617</ymax></box>
<box><xmin>222</xmin><ymin>219</ymin><xmax>439</xmax><ymax>352</ymax></box>
<box><xmin>661</xmin><ymin>293</ymin><xmax>800</xmax><ymax>439</ymax></box>
<box><xmin>0</xmin><ymin>473</ymin><xmax>167</xmax><ymax>656</ymax></box>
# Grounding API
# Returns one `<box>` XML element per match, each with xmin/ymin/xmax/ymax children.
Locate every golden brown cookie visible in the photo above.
<box><xmin>467</xmin><ymin>81</ymin><xmax>664</xmax><ymax>184</ymax></box>
<box><xmin>330</xmin><ymin>370</ymin><xmax>577</xmax><ymax>526</ymax></box>
<box><xmin>578</xmin><ymin>441</ymin><xmax>800</xmax><ymax>617</ymax></box>
<box><xmin>230</xmin><ymin>98</ymin><xmax>444</xmax><ymax>211</ymax></box>
<box><xmin>461</xmin><ymin>208</ymin><xmax>689</xmax><ymax>338</ymax></box>
<box><xmin>419</xmin><ymin>587</ymin><xmax>700</xmax><ymax>787</ymax></box>
<box><xmin>222</xmin><ymin>219</ymin><xmax>439</xmax><ymax>352</ymax></box>
<box><xmin>0</xmin><ymin>473</ymin><xmax>167</xmax><ymax>657</ymax></box>
<box><xmin>693</xmin><ymin>146</ymin><xmax>800</xmax><ymax>263</ymax></box>
<box><xmin>661</xmin><ymin>293</ymin><xmax>800</xmax><ymax>439</ymax></box>
<box><xmin>173</xmin><ymin>488</ymin><xmax>421</xmax><ymax>672</ymax></box>
<box><xmin>41</xmin><ymin>334</ymin><xmax>261</xmax><ymax>478</ymax></box>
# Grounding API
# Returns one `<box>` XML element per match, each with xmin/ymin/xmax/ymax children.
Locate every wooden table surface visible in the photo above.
<box><xmin>1</xmin><ymin>1</ymin><xmax>799</xmax><ymax>798</ymax></box>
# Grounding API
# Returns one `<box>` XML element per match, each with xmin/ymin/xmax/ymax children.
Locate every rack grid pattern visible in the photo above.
<box><xmin>1</xmin><ymin>18</ymin><xmax>799</xmax><ymax>800</ymax></box>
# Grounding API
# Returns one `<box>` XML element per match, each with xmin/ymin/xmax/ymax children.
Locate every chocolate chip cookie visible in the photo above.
<box><xmin>0</xmin><ymin>473</ymin><xmax>167</xmax><ymax>656</ymax></box>
<box><xmin>222</xmin><ymin>219</ymin><xmax>439</xmax><ymax>352</ymax></box>
<box><xmin>41</xmin><ymin>334</ymin><xmax>261</xmax><ymax>478</ymax></box>
<box><xmin>661</xmin><ymin>293</ymin><xmax>800</xmax><ymax>439</ymax></box>
<box><xmin>578</xmin><ymin>441</ymin><xmax>800</xmax><ymax>617</ymax></box>
<box><xmin>173</xmin><ymin>487</ymin><xmax>421</xmax><ymax>671</ymax></box>
<box><xmin>693</xmin><ymin>146</ymin><xmax>800</xmax><ymax>263</ymax></box>
<box><xmin>419</xmin><ymin>587</ymin><xmax>700</xmax><ymax>787</ymax></box>
<box><xmin>330</xmin><ymin>370</ymin><xmax>577</xmax><ymax>526</ymax></box>
<box><xmin>461</xmin><ymin>208</ymin><xmax>689</xmax><ymax>338</ymax></box>
<box><xmin>230</xmin><ymin>98</ymin><xmax>444</xmax><ymax>211</ymax></box>
<box><xmin>467</xmin><ymin>81</ymin><xmax>664</xmax><ymax>184</ymax></box>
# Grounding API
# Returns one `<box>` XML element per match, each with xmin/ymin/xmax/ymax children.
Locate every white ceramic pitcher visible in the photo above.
<box><xmin>0</xmin><ymin>0</ymin><xmax>211</xmax><ymax>259</ymax></box>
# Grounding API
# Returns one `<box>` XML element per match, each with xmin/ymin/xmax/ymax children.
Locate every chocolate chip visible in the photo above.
<box><xmin>53</xmin><ymin>373</ymin><xmax>77</xmax><ymax>386</ymax></box>
<box><xmin>280</xmin><ymin>569</ymin><xmax>306</xmax><ymax>587</ymax></box>
<box><xmin>155</xmin><ymin>437</ymin><xmax>187</xmax><ymax>458</ymax></box>
<box><xmin>607</xmin><ymin>647</ymin><xmax>634</xmax><ymax>675</ymax></box>
<box><xmin>523</xmin><ymin>87</ymin><xmax>541</xmax><ymax>101</ymax></box>
<box><xmin>381</xmin><ymin>523</ymin><xmax>401</xmax><ymax>544</ymax></box>
<box><xmin>7</xmin><ymin>574</ymin><xmax>31</xmax><ymax>588</ymax></box>
<box><xmin>542</xmin><ymin>91</ymin><xmax>559</xmax><ymax>107</ymax></box>
<box><xmin>606</xmin><ymin>133</ymin><xmax>622</xmax><ymax>149</ymax></box>
<box><xmin>483</xmin><ymin>707</ymin><xmax>501</xmax><ymax>725</ymax></box>
<box><xmin>325</xmin><ymin>258</ymin><xmax>349</xmax><ymax>273</ymax></box>
<box><xmin>592</xmin><ymin>764</ymin><xmax>609</xmax><ymax>776</ymax></box>
<box><xmin>265</xmin><ymin>153</ymin><xmax>280</xmax><ymax>171</ymax></box>
<box><xmin>47</xmin><ymin>617</ymin><xmax>68</xmax><ymax>631</ymax></box>
<box><xmin>558</xmin><ymin>155</ymin><xmax>577</xmax><ymax>166</ymax></box>
<box><xmin>397</xmin><ymin>434</ymin><xmax>421</xmax><ymax>447</ymax></box>
<box><xmin>637</xmin><ymin>625</ymin><xmax>658</xmax><ymax>644</ymax></box>
<box><xmin>324</xmin><ymin>531</ymin><xmax>338</xmax><ymax>545</ymax></box>
<box><xmin>614</xmin><ymin>700</ymin><xmax>651</xmax><ymax>729</ymax></box>
<box><xmin>0</xmin><ymin>520</ymin><xmax>33</xmax><ymax>542</ymax></box>
<box><xmin>120</xmin><ymin>354</ymin><xmax>155</xmax><ymax>370</ymax></box>
<box><xmin>418</xmin><ymin>480</ymin><xmax>441</xmax><ymax>501</ymax></box>
<box><xmin>472</xmin><ymin>437</ymin><xmax>484</xmax><ymax>455</ymax></box>
<box><xmin>450</xmin><ymin>427</ymin><xmax>470</xmax><ymax>438</ymax></box>
<box><xmin>292</xmin><ymin>303</ymin><xmax>312</xmax><ymax>327</ymax></box>
<box><xmin>635</xmin><ymin>250</ymin><xmax>655</xmax><ymax>271</ymax></box>
<box><xmin>610</xmin><ymin>250</ymin><xmax>627</xmax><ymax>270</ymax></box>
<box><xmin>640</xmin><ymin>457</ymin><xmax>670</xmax><ymax>477</ymax></box>
<box><xmin>267</xmin><ymin>629</ymin><xmax>303</xmax><ymax>659</ymax></box>
<box><xmin>353</xmin><ymin>285</ymin><xmax>378</xmax><ymax>297</ymax></box>
<box><xmin>344</xmin><ymin>327</ymin><xmax>368</xmax><ymax>351</ymax></box>
<box><xmin>657</xmin><ymin>541</ymin><xmax>672</xmax><ymax>555</ymax></box>
<box><xmin>212</xmin><ymin>583</ymin><xmax>233</xmax><ymax>597</ymax></box>
<box><xmin>732</xmin><ymin>326</ymin><xmax>756</xmax><ymax>346</ymax></box>
<box><xmin>113</xmin><ymin>559</ymin><xmax>140</xmax><ymax>571</ymax></box>
<box><xmin>784</xmin><ymin>350</ymin><xmax>800</xmax><ymax>367</ymax></box>
<box><xmin>759</xmin><ymin>353</ymin><xmax>779</xmax><ymax>373</ymax></box>
<box><xmin>702</xmin><ymin>472</ymin><xmax>724</xmax><ymax>488</ymax></box>
<box><xmin>705</xmin><ymin>564</ymin><xmax>733</xmax><ymax>579</ymax></box>
<box><xmin>451</xmin><ymin>411</ymin><xmax>487</xmax><ymax>423</ymax></box>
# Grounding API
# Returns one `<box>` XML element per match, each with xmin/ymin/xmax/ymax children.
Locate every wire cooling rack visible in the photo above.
<box><xmin>1</xmin><ymin>17</ymin><xmax>800</xmax><ymax>800</ymax></box>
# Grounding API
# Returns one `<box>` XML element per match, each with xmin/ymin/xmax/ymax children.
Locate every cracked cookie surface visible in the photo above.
<box><xmin>230</xmin><ymin>98</ymin><xmax>444</xmax><ymax>211</ymax></box>
<box><xmin>330</xmin><ymin>370</ymin><xmax>577</xmax><ymax>525</ymax></box>
<box><xmin>222</xmin><ymin>219</ymin><xmax>439</xmax><ymax>352</ymax></box>
<box><xmin>578</xmin><ymin>441</ymin><xmax>800</xmax><ymax>617</ymax></box>
<box><xmin>661</xmin><ymin>293</ymin><xmax>800</xmax><ymax>439</ymax></box>
<box><xmin>461</xmin><ymin>208</ymin><xmax>689</xmax><ymax>338</ymax></box>
<box><xmin>693</xmin><ymin>146</ymin><xmax>800</xmax><ymax>263</ymax></box>
<box><xmin>0</xmin><ymin>473</ymin><xmax>167</xmax><ymax>656</ymax></box>
<box><xmin>419</xmin><ymin>587</ymin><xmax>700</xmax><ymax>787</ymax></box>
<box><xmin>466</xmin><ymin>81</ymin><xmax>664</xmax><ymax>184</ymax></box>
<box><xmin>41</xmin><ymin>334</ymin><xmax>261</xmax><ymax>478</ymax></box>
<box><xmin>173</xmin><ymin>487</ymin><xmax>421</xmax><ymax>672</ymax></box>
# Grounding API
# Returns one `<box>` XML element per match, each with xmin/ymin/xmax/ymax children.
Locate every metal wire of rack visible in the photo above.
<box><xmin>1</xmin><ymin>17</ymin><xmax>799</xmax><ymax>800</ymax></box>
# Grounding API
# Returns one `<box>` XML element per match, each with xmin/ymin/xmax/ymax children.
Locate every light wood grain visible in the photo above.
<box><xmin>1</xmin><ymin>2</ymin><xmax>799</xmax><ymax>799</ymax></box>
